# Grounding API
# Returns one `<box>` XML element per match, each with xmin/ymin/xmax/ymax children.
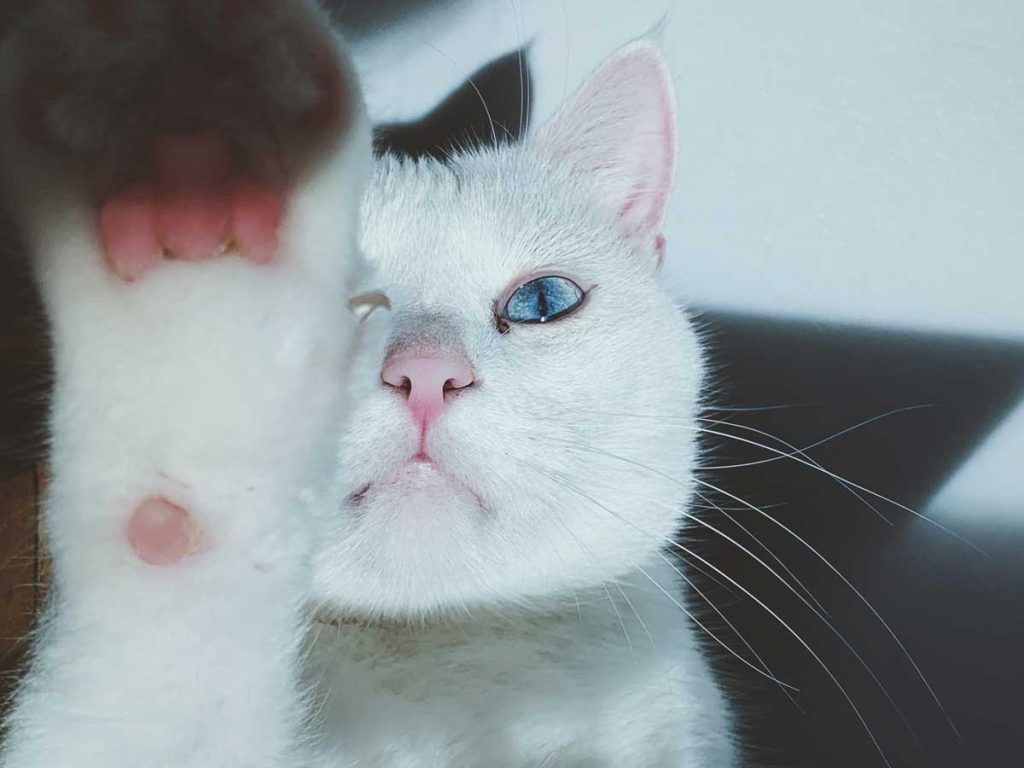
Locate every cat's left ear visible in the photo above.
<box><xmin>534</xmin><ymin>38</ymin><xmax>676</xmax><ymax>267</ymax></box>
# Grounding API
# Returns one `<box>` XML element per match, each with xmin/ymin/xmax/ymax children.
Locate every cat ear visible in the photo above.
<box><xmin>534</xmin><ymin>39</ymin><xmax>677</xmax><ymax>266</ymax></box>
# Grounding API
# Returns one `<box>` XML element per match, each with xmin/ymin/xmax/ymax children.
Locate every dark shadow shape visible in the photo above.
<box><xmin>375</xmin><ymin>46</ymin><xmax>533</xmax><ymax>160</ymax></box>
<box><xmin>686</xmin><ymin>311</ymin><xmax>1024</xmax><ymax>767</ymax></box>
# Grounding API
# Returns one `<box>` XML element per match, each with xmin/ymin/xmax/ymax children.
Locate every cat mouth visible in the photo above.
<box><xmin>344</xmin><ymin>456</ymin><xmax>490</xmax><ymax>513</ymax></box>
<box><xmin>346</xmin><ymin>484</ymin><xmax>372</xmax><ymax>507</ymax></box>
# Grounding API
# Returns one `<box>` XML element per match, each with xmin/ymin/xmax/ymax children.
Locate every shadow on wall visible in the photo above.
<box><xmin>375</xmin><ymin>47</ymin><xmax>533</xmax><ymax>159</ymax></box>
<box><xmin>692</xmin><ymin>312</ymin><xmax>1024</xmax><ymax>768</ymax></box>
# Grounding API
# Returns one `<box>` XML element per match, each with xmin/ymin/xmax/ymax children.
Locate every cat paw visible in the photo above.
<box><xmin>3</xmin><ymin>0</ymin><xmax>358</xmax><ymax>281</ymax></box>
<box><xmin>0</xmin><ymin>0</ymin><xmax>369</xmax><ymax>571</ymax></box>
<box><xmin>94</xmin><ymin>129</ymin><xmax>286</xmax><ymax>280</ymax></box>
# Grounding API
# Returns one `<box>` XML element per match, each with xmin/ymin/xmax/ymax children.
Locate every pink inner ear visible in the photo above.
<box><xmin>615</xmin><ymin>60</ymin><xmax>677</xmax><ymax>241</ymax></box>
<box><xmin>535</xmin><ymin>40</ymin><xmax>677</xmax><ymax>256</ymax></box>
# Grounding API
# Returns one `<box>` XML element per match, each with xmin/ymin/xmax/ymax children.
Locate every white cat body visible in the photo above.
<box><xmin>304</xmin><ymin>43</ymin><xmax>737</xmax><ymax>766</ymax></box>
<box><xmin>307</xmin><ymin>562</ymin><xmax>733</xmax><ymax>768</ymax></box>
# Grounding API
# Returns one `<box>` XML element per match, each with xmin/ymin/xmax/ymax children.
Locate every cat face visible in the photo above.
<box><xmin>312</xmin><ymin>41</ymin><xmax>705</xmax><ymax>618</ymax></box>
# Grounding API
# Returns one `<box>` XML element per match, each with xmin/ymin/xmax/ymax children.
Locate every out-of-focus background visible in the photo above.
<box><xmin>1</xmin><ymin>1</ymin><xmax>1021</xmax><ymax>766</ymax></box>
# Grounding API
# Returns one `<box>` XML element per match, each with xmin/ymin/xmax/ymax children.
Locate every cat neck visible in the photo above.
<box><xmin>308</xmin><ymin>558</ymin><xmax>682</xmax><ymax>638</ymax></box>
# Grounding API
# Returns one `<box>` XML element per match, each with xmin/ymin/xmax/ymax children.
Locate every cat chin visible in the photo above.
<box><xmin>344</xmin><ymin>460</ymin><xmax>488</xmax><ymax>520</ymax></box>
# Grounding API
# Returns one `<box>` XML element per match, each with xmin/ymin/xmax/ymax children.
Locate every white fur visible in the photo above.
<box><xmin>306</xmin><ymin>562</ymin><xmax>732</xmax><ymax>767</ymax></box>
<box><xmin>305</xmin><ymin>41</ymin><xmax>737</xmax><ymax>766</ymax></box>
<box><xmin>0</xmin><ymin>2</ymin><xmax>369</xmax><ymax>766</ymax></box>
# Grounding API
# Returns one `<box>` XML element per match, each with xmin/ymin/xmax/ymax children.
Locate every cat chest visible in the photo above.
<box><xmin>305</xmin><ymin>625</ymin><xmax>686</xmax><ymax>767</ymax></box>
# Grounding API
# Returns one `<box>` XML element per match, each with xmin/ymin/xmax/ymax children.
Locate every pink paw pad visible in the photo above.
<box><xmin>125</xmin><ymin>496</ymin><xmax>206</xmax><ymax>566</ymax></box>
<box><xmin>98</xmin><ymin>129</ymin><xmax>284</xmax><ymax>281</ymax></box>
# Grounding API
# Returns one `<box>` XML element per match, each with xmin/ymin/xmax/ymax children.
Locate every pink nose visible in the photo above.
<box><xmin>381</xmin><ymin>352</ymin><xmax>475</xmax><ymax>433</ymax></box>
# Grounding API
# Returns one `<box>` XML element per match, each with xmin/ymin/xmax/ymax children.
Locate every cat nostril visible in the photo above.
<box><xmin>381</xmin><ymin>353</ymin><xmax>475</xmax><ymax>405</ymax></box>
<box><xmin>443</xmin><ymin>377</ymin><xmax>473</xmax><ymax>395</ymax></box>
<box><xmin>381</xmin><ymin>373</ymin><xmax>412</xmax><ymax>395</ymax></box>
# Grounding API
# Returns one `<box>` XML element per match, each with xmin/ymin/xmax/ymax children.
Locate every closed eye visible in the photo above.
<box><xmin>501</xmin><ymin>275</ymin><xmax>586</xmax><ymax>325</ymax></box>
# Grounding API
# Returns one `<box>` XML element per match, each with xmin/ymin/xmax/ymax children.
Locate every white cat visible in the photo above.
<box><xmin>0</xmin><ymin>1</ymin><xmax>735</xmax><ymax>765</ymax></box>
<box><xmin>303</xmin><ymin>38</ymin><xmax>736</xmax><ymax>768</ymax></box>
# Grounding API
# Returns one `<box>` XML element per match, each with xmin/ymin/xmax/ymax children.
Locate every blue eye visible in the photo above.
<box><xmin>502</xmin><ymin>275</ymin><xmax>586</xmax><ymax>324</ymax></box>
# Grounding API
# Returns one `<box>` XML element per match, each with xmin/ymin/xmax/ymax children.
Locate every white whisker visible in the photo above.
<box><xmin>654</xmin><ymin>550</ymin><xmax>802</xmax><ymax>711</ymax></box>
<box><xmin>541</xmin><ymin>412</ymin><xmax>961</xmax><ymax>737</ymax></box>
<box><xmin>700</xmin><ymin>416</ymin><xmax>892</xmax><ymax>524</ymax></box>
<box><xmin>542</xmin><ymin>469</ymin><xmax>889</xmax><ymax>766</ymax></box>
<box><xmin>529</xmin><ymin>466</ymin><xmax>798</xmax><ymax>691</ymax></box>
<box><xmin>695</xmin><ymin>424</ymin><xmax>981</xmax><ymax>554</ymax></box>
<box><xmin>421</xmin><ymin>42</ymin><xmax>500</xmax><ymax>149</ymax></box>
<box><xmin>693</xmin><ymin>490</ymin><xmax>828</xmax><ymax>615</ymax></box>
<box><xmin>699</xmin><ymin>405</ymin><xmax>934</xmax><ymax>472</ymax></box>
<box><xmin>601</xmin><ymin>580</ymin><xmax>639</xmax><ymax>670</ymax></box>
<box><xmin>611</xmin><ymin>578</ymin><xmax>661</xmax><ymax>663</ymax></box>
<box><xmin>696</xmin><ymin>477</ymin><xmax>960</xmax><ymax>740</ymax></box>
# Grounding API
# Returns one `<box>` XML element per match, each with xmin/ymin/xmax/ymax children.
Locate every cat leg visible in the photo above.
<box><xmin>0</xmin><ymin>1</ymin><xmax>369</xmax><ymax>766</ymax></box>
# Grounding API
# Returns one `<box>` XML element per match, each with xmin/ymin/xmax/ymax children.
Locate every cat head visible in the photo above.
<box><xmin>312</xmin><ymin>39</ymin><xmax>705</xmax><ymax>619</ymax></box>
